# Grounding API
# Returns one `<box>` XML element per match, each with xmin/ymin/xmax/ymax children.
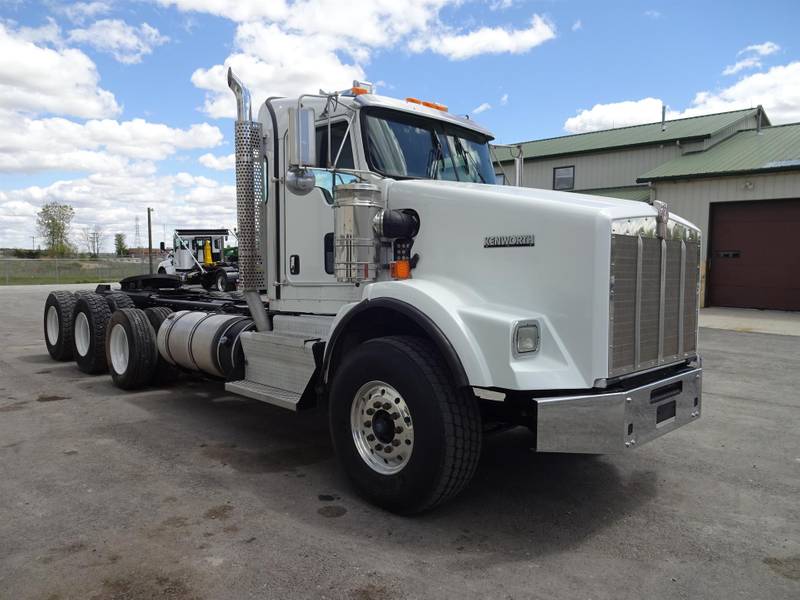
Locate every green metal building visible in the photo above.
<box><xmin>494</xmin><ymin>108</ymin><xmax>800</xmax><ymax>311</ymax></box>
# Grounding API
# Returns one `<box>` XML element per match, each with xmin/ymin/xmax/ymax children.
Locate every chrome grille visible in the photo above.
<box><xmin>610</xmin><ymin>219</ymin><xmax>700</xmax><ymax>377</ymax></box>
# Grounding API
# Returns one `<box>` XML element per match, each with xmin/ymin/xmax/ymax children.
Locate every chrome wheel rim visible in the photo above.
<box><xmin>74</xmin><ymin>312</ymin><xmax>90</xmax><ymax>357</ymax></box>
<box><xmin>350</xmin><ymin>380</ymin><xmax>414</xmax><ymax>475</ymax></box>
<box><xmin>109</xmin><ymin>323</ymin><xmax>129</xmax><ymax>374</ymax></box>
<box><xmin>46</xmin><ymin>306</ymin><xmax>59</xmax><ymax>345</ymax></box>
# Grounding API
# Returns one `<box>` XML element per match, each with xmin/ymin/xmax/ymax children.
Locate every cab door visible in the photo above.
<box><xmin>282</xmin><ymin>120</ymin><xmax>357</xmax><ymax>290</ymax></box>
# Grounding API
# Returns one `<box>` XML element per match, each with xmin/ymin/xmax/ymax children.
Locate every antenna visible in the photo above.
<box><xmin>661</xmin><ymin>105</ymin><xmax>667</xmax><ymax>132</ymax></box>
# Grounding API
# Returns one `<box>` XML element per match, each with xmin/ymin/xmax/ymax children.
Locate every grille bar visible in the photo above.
<box><xmin>610</xmin><ymin>225</ymin><xmax>700</xmax><ymax>377</ymax></box>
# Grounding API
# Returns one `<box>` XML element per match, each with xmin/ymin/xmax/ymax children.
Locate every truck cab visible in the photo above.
<box><xmin>218</xmin><ymin>73</ymin><xmax>703</xmax><ymax>511</ymax></box>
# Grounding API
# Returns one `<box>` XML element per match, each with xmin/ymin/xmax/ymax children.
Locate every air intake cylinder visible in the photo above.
<box><xmin>333</xmin><ymin>182</ymin><xmax>383</xmax><ymax>283</ymax></box>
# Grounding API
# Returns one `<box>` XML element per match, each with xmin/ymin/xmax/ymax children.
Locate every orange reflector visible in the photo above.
<box><xmin>352</xmin><ymin>86</ymin><xmax>369</xmax><ymax>95</ymax></box>
<box><xmin>390</xmin><ymin>260</ymin><xmax>411</xmax><ymax>280</ymax></box>
<box><xmin>421</xmin><ymin>100</ymin><xmax>448</xmax><ymax>112</ymax></box>
<box><xmin>405</xmin><ymin>97</ymin><xmax>422</xmax><ymax>105</ymax></box>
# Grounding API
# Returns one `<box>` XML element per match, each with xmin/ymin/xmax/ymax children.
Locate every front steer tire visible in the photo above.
<box><xmin>106</xmin><ymin>308</ymin><xmax>158</xmax><ymax>390</ymax></box>
<box><xmin>44</xmin><ymin>291</ymin><xmax>77</xmax><ymax>361</ymax></box>
<box><xmin>329</xmin><ymin>335</ymin><xmax>481</xmax><ymax>514</ymax></box>
<box><xmin>72</xmin><ymin>293</ymin><xmax>112</xmax><ymax>374</ymax></box>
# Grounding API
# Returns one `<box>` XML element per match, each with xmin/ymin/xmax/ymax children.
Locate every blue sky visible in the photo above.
<box><xmin>1</xmin><ymin>0</ymin><xmax>798</xmax><ymax>250</ymax></box>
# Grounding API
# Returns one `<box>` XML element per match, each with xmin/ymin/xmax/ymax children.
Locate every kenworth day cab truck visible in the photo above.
<box><xmin>42</xmin><ymin>70</ymin><xmax>703</xmax><ymax>513</ymax></box>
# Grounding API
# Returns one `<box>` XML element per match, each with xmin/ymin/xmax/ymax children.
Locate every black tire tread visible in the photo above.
<box><xmin>72</xmin><ymin>293</ymin><xmax>112</xmax><ymax>374</ymax></box>
<box><xmin>143</xmin><ymin>306</ymin><xmax>172</xmax><ymax>333</ymax></box>
<box><xmin>107</xmin><ymin>308</ymin><xmax>158</xmax><ymax>390</ymax></box>
<box><xmin>105</xmin><ymin>292</ymin><xmax>135</xmax><ymax>311</ymax></box>
<box><xmin>44</xmin><ymin>291</ymin><xmax>77</xmax><ymax>361</ymax></box>
<box><xmin>380</xmin><ymin>335</ymin><xmax>482</xmax><ymax>512</ymax></box>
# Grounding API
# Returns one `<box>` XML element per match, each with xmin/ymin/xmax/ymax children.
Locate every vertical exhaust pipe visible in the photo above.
<box><xmin>227</xmin><ymin>68</ymin><xmax>270</xmax><ymax>332</ymax></box>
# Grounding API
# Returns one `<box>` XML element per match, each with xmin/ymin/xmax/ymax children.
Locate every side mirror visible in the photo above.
<box><xmin>288</xmin><ymin>106</ymin><xmax>316</xmax><ymax>168</ymax></box>
<box><xmin>159</xmin><ymin>241</ymin><xmax>165</xmax><ymax>251</ymax></box>
<box><xmin>286</xmin><ymin>167</ymin><xmax>316</xmax><ymax>196</ymax></box>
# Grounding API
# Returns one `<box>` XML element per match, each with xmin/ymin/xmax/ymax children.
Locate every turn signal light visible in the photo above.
<box><xmin>390</xmin><ymin>260</ymin><xmax>411</xmax><ymax>280</ymax></box>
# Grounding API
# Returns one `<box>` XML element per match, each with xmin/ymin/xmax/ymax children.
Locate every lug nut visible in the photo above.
<box><xmin>395</xmin><ymin>426</ymin><xmax>403</xmax><ymax>434</ymax></box>
<box><xmin>384</xmin><ymin>446</ymin><xmax>393</xmax><ymax>453</ymax></box>
<box><xmin>405</xmin><ymin>439</ymin><xmax>411</xmax><ymax>445</ymax></box>
<box><xmin>375</xmin><ymin>444</ymin><xmax>384</xmax><ymax>451</ymax></box>
<box><xmin>364</xmin><ymin>420</ymin><xmax>371</xmax><ymax>427</ymax></box>
<box><xmin>392</xmin><ymin>439</ymin><xmax>400</xmax><ymax>447</ymax></box>
<box><xmin>373</xmin><ymin>401</ymin><xmax>381</xmax><ymax>408</ymax></box>
<box><xmin>366</xmin><ymin>408</ymin><xmax>374</xmax><ymax>415</ymax></box>
<box><xmin>391</xmin><ymin>412</ymin><xmax>399</xmax><ymax>420</ymax></box>
<box><xmin>382</xmin><ymin>402</ymin><xmax>391</xmax><ymax>410</ymax></box>
<box><xmin>367</xmin><ymin>434</ymin><xmax>375</xmax><ymax>441</ymax></box>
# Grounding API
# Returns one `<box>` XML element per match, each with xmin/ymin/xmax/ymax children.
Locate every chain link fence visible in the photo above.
<box><xmin>0</xmin><ymin>258</ymin><xmax>151</xmax><ymax>286</ymax></box>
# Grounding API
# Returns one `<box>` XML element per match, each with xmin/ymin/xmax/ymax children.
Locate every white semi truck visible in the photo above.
<box><xmin>42</xmin><ymin>70</ymin><xmax>703</xmax><ymax>513</ymax></box>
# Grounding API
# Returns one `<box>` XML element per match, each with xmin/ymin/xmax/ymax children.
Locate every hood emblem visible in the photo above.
<box><xmin>484</xmin><ymin>234</ymin><xmax>535</xmax><ymax>248</ymax></box>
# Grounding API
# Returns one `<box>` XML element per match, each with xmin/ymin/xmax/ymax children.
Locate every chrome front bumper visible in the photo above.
<box><xmin>535</xmin><ymin>367</ymin><xmax>702</xmax><ymax>454</ymax></box>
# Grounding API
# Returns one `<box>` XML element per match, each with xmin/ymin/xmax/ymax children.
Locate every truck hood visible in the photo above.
<box><xmin>374</xmin><ymin>178</ymin><xmax>694</xmax><ymax>390</ymax></box>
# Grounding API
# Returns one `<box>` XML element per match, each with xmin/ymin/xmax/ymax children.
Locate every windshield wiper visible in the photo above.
<box><xmin>427</xmin><ymin>131</ymin><xmax>443</xmax><ymax>179</ymax></box>
<box><xmin>454</xmin><ymin>137</ymin><xmax>486</xmax><ymax>183</ymax></box>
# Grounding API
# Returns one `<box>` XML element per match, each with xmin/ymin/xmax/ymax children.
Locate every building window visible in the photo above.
<box><xmin>495</xmin><ymin>172</ymin><xmax>506</xmax><ymax>185</ymax></box>
<box><xmin>553</xmin><ymin>166</ymin><xmax>574</xmax><ymax>190</ymax></box>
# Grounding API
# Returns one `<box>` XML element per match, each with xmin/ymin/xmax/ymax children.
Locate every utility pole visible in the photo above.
<box><xmin>147</xmin><ymin>207</ymin><xmax>154</xmax><ymax>274</ymax></box>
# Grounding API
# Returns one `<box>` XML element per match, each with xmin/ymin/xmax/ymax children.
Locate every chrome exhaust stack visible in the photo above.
<box><xmin>227</xmin><ymin>68</ymin><xmax>269</xmax><ymax>331</ymax></box>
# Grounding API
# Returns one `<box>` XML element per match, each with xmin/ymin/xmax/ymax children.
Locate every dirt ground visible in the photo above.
<box><xmin>0</xmin><ymin>284</ymin><xmax>798</xmax><ymax>600</ymax></box>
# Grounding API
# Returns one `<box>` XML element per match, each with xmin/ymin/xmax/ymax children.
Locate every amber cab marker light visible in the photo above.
<box><xmin>405</xmin><ymin>97</ymin><xmax>422</xmax><ymax>105</ymax></box>
<box><xmin>421</xmin><ymin>100</ymin><xmax>448</xmax><ymax>112</ymax></box>
<box><xmin>352</xmin><ymin>86</ymin><xmax>369</xmax><ymax>95</ymax></box>
<box><xmin>390</xmin><ymin>260</ymin><xmax>412</xmax><ymax>280</ymax></box>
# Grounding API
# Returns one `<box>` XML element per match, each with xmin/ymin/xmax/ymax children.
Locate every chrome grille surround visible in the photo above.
<box><xmin>609</xmin><ymin>217</ymin><xmax>700</xmax><ymax>378</ymax></box>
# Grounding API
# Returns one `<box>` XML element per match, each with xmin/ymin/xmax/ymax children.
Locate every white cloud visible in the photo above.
<box><xmin>723</xmin><ymin>56</ymin><xmax>761</xmax><ymax>76</ymax></box>
<box><xmin>571</xmin><ymin>20</ymin><xmax>582</xmax><ymax>32</ymax></box>
<box><xmin>0</xmin><ymin>112</ymin><xmax>222</xmax><ymax>173</ymax></box>
<box><xmin>12</xmin><ymin>18</ymin><xmax>63</xmax><ymax>45</ymax></box>
<box><xmin>199</xmin><ymin>153</ymin><xmax>235</xmax><ymax>170</ymax></box>
<box><xmin>472</xmin><ymin>102</ymin><xmax>491</xmax><ymax>114</ymax></box>
<box><xmin>191</xmin><ymin>22</ymin><xmax>365</xmax><ymax>118</ymax></box>
<box><xmin>60</xmin><ymin>2</ymin><xmax>113</xmax><ymax>24</ymax></box>
<box><xmin>68</xmin><ymin>19</ymin><xmax>169</xmax><ymax>64</ymax></box>
<box><xmin>155</xmin><ymin>0</ymin><xmax>289</xmax><ymax>23</ymax></box>
<box><xmin>563</xmin><ymin>61</ymin><xmax>800</xmax><ymax>133</ymax></box>
<box><xmin>500</xmin><ymin>93</ymin><xmax>508</xmax><ymax>105</ymax></box>
<box><xmin>644</xmin><ymin>10</ymin><xmax>661</xmax><ymax>18</ymax></box>
<box><xmin>0</xmin><ymin>170</ymin><xmax>237</xmax><ymax>250</ymax></box>
<box><xmin>739</xmin><ymin>41</ymin><xmax>779</xmax><ymax>57</ymax></box>
<box><xmin>0</xmin><ymin>22</ymin><xmax>120</xmax><ymax>118</ymax></box>
<box><xmin>564</xmin><ymin>97</ymin><xmax>668</xmax><ymax>133</ymax></box>
<box><xmin>685</xmin><ymin>61</ymin><xmax>800</xmax><ymax>123</ymax></box>
<box><xmin>410</xmin><ymin>14</ymin><xmax>556</xmax><ymax>60</ymax></box>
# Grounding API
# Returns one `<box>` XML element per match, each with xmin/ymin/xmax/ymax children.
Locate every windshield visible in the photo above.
<box><xmin>363</xmin><ymin>109</ymin><xmax>496</xmax><ymax>184</ymax></box>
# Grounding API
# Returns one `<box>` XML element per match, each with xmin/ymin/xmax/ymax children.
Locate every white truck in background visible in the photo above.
<box><xmin>42</xmin><ymin>70</ymin><xmax>703</xmax><ymax>514</ymax></box>
<box><xmin>157</xmin><ymin>228</ymin><xmax>239</xmax><ymax>292</ymax></box>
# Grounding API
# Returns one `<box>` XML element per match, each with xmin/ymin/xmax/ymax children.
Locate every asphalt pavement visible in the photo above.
<box><xmin>0</xmin><ymin>284</ymin><xmax>798</xmax><ymax>600</ymax></box>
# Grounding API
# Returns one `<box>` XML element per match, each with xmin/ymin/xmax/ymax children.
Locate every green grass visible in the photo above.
<box><xmin>0</xmin><ymin>259</ymin><xmax>150</xmax><ymax>285</ymax></box>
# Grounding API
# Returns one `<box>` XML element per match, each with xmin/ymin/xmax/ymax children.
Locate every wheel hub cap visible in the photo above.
<box><xmin>46</xmin><ymin>306</ymin><xmax>59</xmax><ymax>345</ymax></box>
<box><xmin>74</xmin><ymin>312</ymin><xmax>90</xmax><ymax>357</ymax></box>
<box><xmin>350</xmin><ymin>381</ymin><xmax>414</xmax><ymax>475</ymax></box>
<box><xmin>109</xmin><ymin>323</ymin><xmax>129</xmax><ymax>374</ymax></box>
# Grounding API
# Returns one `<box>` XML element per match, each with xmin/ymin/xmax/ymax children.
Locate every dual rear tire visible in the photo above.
<box><xmin>106</xmin><ymin>308</ymin><xmax>159</xmax><ymax>389</ymax></box>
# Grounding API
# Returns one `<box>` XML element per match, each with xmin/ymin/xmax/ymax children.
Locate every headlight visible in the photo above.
<box><xmin>514</xmin><ymin>323</ymin><xmax>540</xmax><ymax>354</ymax></box>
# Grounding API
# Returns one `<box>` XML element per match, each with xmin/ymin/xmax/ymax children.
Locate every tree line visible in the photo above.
<box><xmin>32</xmin><ymin>201</ymin><xmax>128</xmax><ymax>258</ymax></box>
